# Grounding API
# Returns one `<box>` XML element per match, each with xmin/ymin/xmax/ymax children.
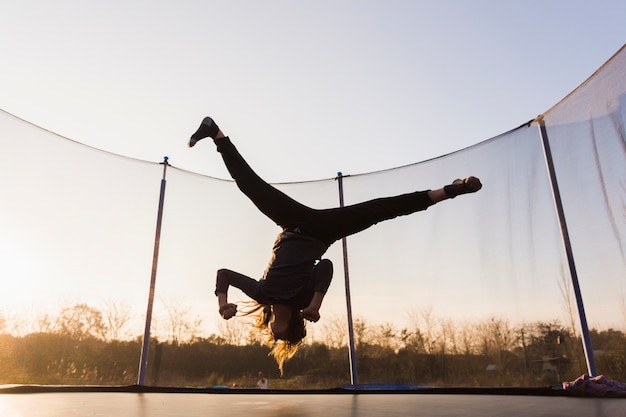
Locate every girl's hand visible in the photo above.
<box><xmin>301</xmin><ymin>306</ymin><xmax>320</xmax><ymax>323</ymax></box>
<box><xmin>219</xmin><ymin>303</ymin><xmax>238</xmax><ymax>319</ymax></box>
<box><xmin>301</xmin><ymin>291</ymin><xmax>325</xmax><ymax>322</ymax></box>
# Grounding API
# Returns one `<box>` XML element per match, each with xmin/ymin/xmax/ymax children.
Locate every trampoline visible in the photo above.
<box><xmin>2</xmin><ymin>35</ymin><xmax>626</xmax><ymax>417</ymax></box>
<box><xmin>1</xmin><ymin>385</ymin><xmax>626</xmax><ymax>417</ymax></box>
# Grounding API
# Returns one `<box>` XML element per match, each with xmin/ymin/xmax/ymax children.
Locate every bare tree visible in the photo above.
<box><xmin>440</xmin><ymin>318</ymin><xmax>459</xmax><ymax>355</ymax></box>
<box><xmin>353</xmin><ymin>317</ymin><xmax>369</xmax><ymax>347</ymax></box>
<box><xmin>407</xmin><ymin>308</ymin><xmax>439</xmax><ymax>354</ymax></box>
<box><xmin>476</xmin><ymin>317</ymin><xmax>516</xmax><ymax>371</ymax></box>
<box><xmin>320</xmin><ymin>315</ymin><xmax>348</xmax><ymax>349</ymax></box>
<box><xmin>217</xmin><ymin>317</ymin><xmax>252</xmax><ymax>345</ymax></box>
<box><xmin>102</xmin><ymin>301</ymin><xmax>133</xmax><ymax>341</ymax></box>
<box><xmin>160</xmin><ymin>299</ymin><xmax>202</xmax><ymax>345</ymax></box>
<box><xmin>373</xmin><ymin>322</ymin><xmax>400</xmax><ymax>352</ymax></box>
<box><xmin>31</xmin><ymin>312</ymin><xmax>55</xmax><ymax>334</ymax></box>
<box><xmin>55</xmin><ymin>303</ymin><xmax>106</xmax><ymax>340</ymax></box>
<box><xmin>457</xmin><ymin>320</ymin><xmax>479</xmax><ymax>356</ymax></box>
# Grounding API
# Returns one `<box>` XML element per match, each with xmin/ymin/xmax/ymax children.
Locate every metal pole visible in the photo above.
<box><xmin>137</xmin><ymin>156</ymin><xmax>169</xmax><ymax>385</ymax></box>
<box><xmin>336</xmin><ymin>172</ymin><xmax>359</xmax><ymax>385</ymax></box>
<box><xmin>537</xmin><ymin>118</ymin><xmax>597</xmax><ymax>376</ymax></box>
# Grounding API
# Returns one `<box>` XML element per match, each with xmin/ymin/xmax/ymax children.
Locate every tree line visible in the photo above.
<box><xmin>1</xmin><ymin>303</ymin><xmax>625</xmax><ymax>389</ymax></box>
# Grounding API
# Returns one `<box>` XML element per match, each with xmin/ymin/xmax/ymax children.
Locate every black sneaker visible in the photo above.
<box><xmin>444</xmin><ymin>176</ymin><xmax>482</xmax><ymax>198</ymax></box>
<box><xmin>188</xmin><ymin>117</ymin><xmax>220</xmax><ymax>147</ymax></box>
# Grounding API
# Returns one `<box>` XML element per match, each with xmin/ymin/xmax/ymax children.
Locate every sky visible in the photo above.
<box><xmin>1</xmin><ymin>0</ymin><xmax>626</xmax><ymax>341</ymax></box>
<box><xmin>1</xmin><ymin>1</ymin><xmax>624</xmax><ymax>181</ymax></box>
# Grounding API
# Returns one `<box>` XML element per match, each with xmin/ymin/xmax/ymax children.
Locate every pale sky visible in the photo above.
<box><xmin>1</xmin><ymin>1</ymin><xmax>625</xmax><ymax>340</ymax></box>
<box><xmin>1</xmin><ymin>1</ymin><xmax>624</xmax><ymax>181</ymax></box>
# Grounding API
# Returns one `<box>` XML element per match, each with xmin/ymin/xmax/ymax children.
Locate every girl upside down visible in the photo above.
<box><xmin>188</xmin><ymin>116</ymin><xmax>482</xmax><ymax>373</ymax></box>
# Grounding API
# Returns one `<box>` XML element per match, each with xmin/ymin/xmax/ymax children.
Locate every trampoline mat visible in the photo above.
<box><xmin>1</xmin><ymin>386</ymin><xmax>625</xmax><ymax>417</ymax></box>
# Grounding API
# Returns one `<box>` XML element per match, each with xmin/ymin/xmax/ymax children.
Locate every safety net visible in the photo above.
<box><xmin>0</xmin><ymin>45</ymin><xmax>625</xmax><ymax>390</ymax></box>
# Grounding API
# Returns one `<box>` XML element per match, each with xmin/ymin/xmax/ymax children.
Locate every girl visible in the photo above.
<box><xmin>188</xmin><ymin>117</ymin><xmax>482</xmax><ymax>373</ymax></box>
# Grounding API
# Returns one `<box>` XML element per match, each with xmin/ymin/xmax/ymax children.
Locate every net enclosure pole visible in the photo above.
<box><xmin>137</xmin><ymin>156</ymin><xmax>169</xmax><ymax>385</ymax></box>
<box><xmin>537</xmin><ymin>118</ymin><xmax>597</xmax><ymax>376</ymax></box>
<box><xmin>336</xmin><ymin>172</ymin><xmax>359</xmax><ymax>385</ymax></box>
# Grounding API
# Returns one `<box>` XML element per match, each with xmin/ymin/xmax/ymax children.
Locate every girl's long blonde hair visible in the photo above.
<box><xmin>241</xmin><ymin>302</ymin><xmax>306</xmax><ymax>375</ymax></box>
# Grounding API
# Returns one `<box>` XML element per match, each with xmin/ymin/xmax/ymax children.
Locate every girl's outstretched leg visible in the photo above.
<box><xmin>312</xmin><ymin>177</ymin><xmax>482</xmax><ymax>243</ymax></box>
<box><xmin>188</xmin><ymin>117</ymin><xmax>311</xmax><ymax>227</ymax></box>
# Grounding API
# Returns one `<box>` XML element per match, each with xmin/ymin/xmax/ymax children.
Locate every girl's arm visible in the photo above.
<box><xmin>217</xmin><ymin>292</ymin><xmax>238</xmax><ymax>319</ymax></box>
<box><xmin>301</xmin><ymin>291</ymin><xmax>325</xmax><ymax>322</ymax></box>
<box><xmin>302</xmin><ymin>259</ymin><xmax>333</xmax><ymax>322</ymax></box>
<box><xmin>215</xmin><ymin>269</ymin><xmax>260</xmax><ymax>319</ymax></box>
